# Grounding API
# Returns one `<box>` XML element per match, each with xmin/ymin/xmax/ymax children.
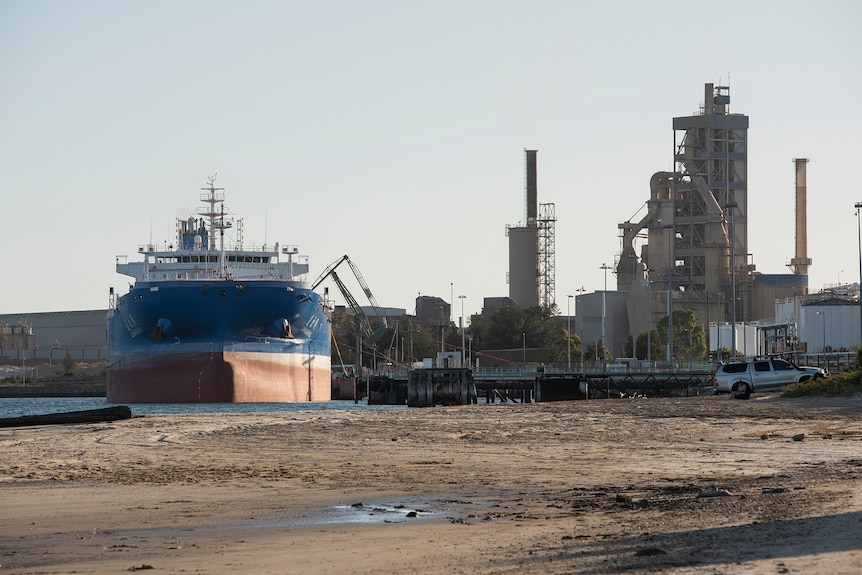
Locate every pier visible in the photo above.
<box><xmin>366</xmin><ymin>365</ymin><xmax>715</xmax><ymax>406</ymax></box>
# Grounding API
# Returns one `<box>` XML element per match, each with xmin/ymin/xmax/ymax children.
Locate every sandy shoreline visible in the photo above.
<box><xmin>2</xmin><ymin>394</ymin><xmax>861</xmax><ymax>574</ymax></box>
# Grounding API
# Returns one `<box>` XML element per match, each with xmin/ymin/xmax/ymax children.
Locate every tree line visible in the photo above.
<box><xmin>331</xmin><ymin>303</ymin><xmax>724</xmax><ymax>369</ymax></box>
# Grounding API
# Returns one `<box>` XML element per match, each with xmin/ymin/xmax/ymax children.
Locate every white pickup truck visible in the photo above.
<box><xmin>712</xmin><ymin>358</ymin><xmax>827</xmax><ymax>399</ymax></box>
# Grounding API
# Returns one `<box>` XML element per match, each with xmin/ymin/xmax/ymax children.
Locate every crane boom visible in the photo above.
<box><xmin>345</xmin><ymin>257</ymin><xmax>387</xmax><ymax>327</ymax></box>
<box><xmin>329</xmin><ymin>271</ymin><xmax>377</xmax><ymax>349</ymax></box>
<box><xmin>311</xmin><ymin>254</ymin><xmax>349</xmax><ymax>290</ymax></box>
<box><xmin>311</xmin><ymin>255</ymin><xmax>388</xmax><ymax>328</ymax></box>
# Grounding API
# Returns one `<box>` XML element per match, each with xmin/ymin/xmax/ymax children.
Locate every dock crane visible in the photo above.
<box><xmin>312</xmin><ymin>255</ymin><xmax>389</xmax><ymax>365</ymax></box>
<box><xmin>312</xmin><ymin>255</ymin><xmax>388</xmax><ymax>328</ymax></box>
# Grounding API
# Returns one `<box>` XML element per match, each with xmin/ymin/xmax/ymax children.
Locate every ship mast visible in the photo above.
<box><xmin>199</xmin><ymin>174</ymin><xmax>230</xmax><ymax>277</ymax></box>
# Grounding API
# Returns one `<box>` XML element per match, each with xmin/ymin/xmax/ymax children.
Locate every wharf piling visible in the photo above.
<box><xmin>407</xmin><ymin>368</ymin><xmax>477</xmax><ymax>407</ymax></box>
<box><xmin>368</xmin><ymin>374</ymin><xmax>407</xmax><ymax>405</ymax></box>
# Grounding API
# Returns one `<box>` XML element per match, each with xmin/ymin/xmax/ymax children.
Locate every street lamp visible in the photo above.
<box><xmin>726</xmin><ymin>202</ymin><xmax>738</xmax><ymax>360</ymax></box>
<box><xmin>522</xmin><ymin>332</ymin><xmax>526</xmax><ymax>364</ymax></box>
<box><xmin>600</xmin><ymin>263</ymin><xmax>612</xmax><ymax>359</ymax></box>
<box><xmin>450</xmin><ymin>282</ymin><xmax>454</xmax><ymax>324</ymax></box>
<box><xmin>567</xmin><ymin>294</ymin><xmax>573</xmax><ymax>369</ymax></box>
<box><xmin>628</xmin><ymin>255</ymin><xmax>638</xmax><ymax>359</ymax></box>
<box><xmin>458</xmin><ymin>295</ymin><xmax>466</xmax><ymax>367</ymax></box>
<box><xmin>715</xmin><ymin>292</ymin><xmax>722</xmax><ymax>361</ymax></box>
<box><xmin>656</xmin><ymin>220</ymin><xmax>674</xmax><ymax>364</ymax></box>
<box><xmin>856</xmin><ymin>202</ymin><xmax>862</xmax><ymax>347</ymax></box>
<box><xmin>646</xmin><ymin>274</ymin><xmax>652</xmax><ymax>362</ymax></box>
<box><xmin>575</xmin><ymin>286</ymin><xmax>586</xmax><ymax>370</ymax></box>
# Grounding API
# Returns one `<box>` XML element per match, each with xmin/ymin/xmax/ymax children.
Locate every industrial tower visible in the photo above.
<box><xmin>672</xmin><ymin>83</ymin><xmax>749</xmax><ymax>303</ymax></box>
<box><xmin>616</xmin><ymin>83</ymin><xmax>750</xmax><ymax>339</ymax></box>
<box><xmin>508</xmin><ymin>149</ymin><xmax>556</xmax><ymax>309</ymax></box>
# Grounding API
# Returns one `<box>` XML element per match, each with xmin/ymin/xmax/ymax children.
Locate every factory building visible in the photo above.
<box><xmin>608</xmin><ymin>83</ymin><xmax>813</xmax><ymax>359</ymax></box>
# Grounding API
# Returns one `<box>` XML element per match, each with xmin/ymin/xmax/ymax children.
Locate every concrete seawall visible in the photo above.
<box><xmin>0</xmin><ymin>381</ymin><xmax>106</xmax><ymax>398</ymax></box>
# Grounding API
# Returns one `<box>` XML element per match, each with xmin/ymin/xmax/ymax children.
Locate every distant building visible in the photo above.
<box><xmin>415</xmin><ymin>296</ymin><xmax>450</xmax><ymax>327</ymax></box>
<box><xmin>482</xmin><ymin>297</ymin><xmax>516</xmax><ymax>313</ymax></box>
<box><xmin>0</xmin><ymin>319</ymin><xmax>35</xmax><ymax>350</ymax></box>
<box><xmin>0</xmin><ymin>310</ymin><xmax>107</xmax><ymax>361</ymax></box>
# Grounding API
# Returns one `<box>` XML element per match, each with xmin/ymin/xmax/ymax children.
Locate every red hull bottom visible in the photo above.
<box><xmin>106</xmin><ymin>351</ymin><xmax>331</xmax><ymax>403</ymax></box>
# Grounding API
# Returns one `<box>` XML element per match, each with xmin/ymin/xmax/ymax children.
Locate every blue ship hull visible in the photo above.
<box><xmin>106</xmin><ymin>279</ymin><xmax>331</xmax><ymax>402</ymax></box>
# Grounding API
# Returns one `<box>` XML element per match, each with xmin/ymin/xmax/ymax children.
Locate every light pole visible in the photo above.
<box><xmin>575</xmin><ymin>286</ymin><xmax>586</xmax><ymax>370</ymax></box>
<box><xmin>458</xmin><ymin>295</ymin><xmax>466</xmax><ymax>367</ymax></box>
<box><xmin>600</xmin><ymin>263</ymin><xmax>612</xmax><ymax>359</ymax></box>
<box><xmin>856</xmin><ymin>202</ymin><xmax>862</xmax><ymax>347</ymax></box>
<box><xmin>567</xmin><ymin>294</ymin><xmax>573</xmax><ymax>369</ymax></box>
<box><xmin>726</xmin><ymin>202</ymin><xmax>738</xmax><ymax>360</ymax></box>
<box><xmin>646</xmin><ymin>275</ymin><xmax>652</xmax><ymax>362</ymax></box>
<box><xmin>522</xmin><ymin>332</ymin><xmax>526</xmax><ymax>364</ymax></box>
<box><xmin>629</xmin><ymin>255</ymin><xmax>638</xmax><ymax>359</ymax></box>
<box><xmin>816</xmin><ymin>311</ymin><xmax>826</xmax><ymax>353</ymax></box>
<box><xmin>657</xmin><ymin>220</ymin><xmax>674</xmax><ymax>364</ymax></box>
<box><xmin>715</xmin><ymin>292</ymin><xmax>722</xmax><ymax>361</ymax></box>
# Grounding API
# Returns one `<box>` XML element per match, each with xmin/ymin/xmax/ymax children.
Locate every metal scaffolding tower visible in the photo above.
<box><xmin>671</xmin><ymin>83</ymin><xmax>749</xmax><ymax>321</ymax></box>
<box><xmin>538</xmin><ymin>202</ymin><xmax>556</xmax><ymax>308</ymax></box>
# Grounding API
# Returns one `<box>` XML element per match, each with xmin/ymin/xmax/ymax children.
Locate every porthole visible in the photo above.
<box><xmin>202</xmin><ymin>290</ymin><xmax>209</xmax><ymax>296</ymax></box>
<box><xmin>237</xmin><ymin>290</ymin><xmax>244</xmax><ymax>296</ymax></box>
<box><xmin>219</xmin><ymin>290</ymin><xmax>227</xmax><ymax>297</ymax></box>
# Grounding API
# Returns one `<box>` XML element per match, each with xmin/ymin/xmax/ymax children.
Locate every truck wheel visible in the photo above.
<box><xmin>731</xmin><ymin>382</ymin><xmax>751</xmax><ymax>400</ymax></box>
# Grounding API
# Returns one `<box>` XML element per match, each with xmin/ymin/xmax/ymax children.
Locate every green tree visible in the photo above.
<box><xmin>330</xmin><ymin>309</ymin><xmax>359</xmax><ymax>365</ymax></box>
<box><xmin>561</xmin><ymin>328</ymin><xmax>583</xmax><ymax>363</ymax></box>
<box><xmin>623</xmin><ymin>331</ymin><xmax>662</xmax><ymax>360</ymax></box>
<box><xmin>467</xmin><ymin>303</ymin><xmax>579</xmax><ymax>362</ymax></box>
<box><xmin>330</xmin><ymin>308</ymin><xmax>397</xmax><ymax>368</ymax></box>
<box><xmin>63</xmin><ymin>351</ymin><xmax>76</xmax><ymax>377</ymax></box>
<box><xmin>583</xmin><ymin>339</ymin><xmax>611</xmax><ymax>361</ymax></box>
<box><xmin>656</xmin><ymin>309</ymin><xmax>707</xmax><ymax>361</ymax></box>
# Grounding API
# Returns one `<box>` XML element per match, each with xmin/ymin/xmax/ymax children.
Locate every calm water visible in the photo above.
<box><xmin>0</xmin><ymin>397</ymin><xmax>405</xmax><ymax>419</ymax></box>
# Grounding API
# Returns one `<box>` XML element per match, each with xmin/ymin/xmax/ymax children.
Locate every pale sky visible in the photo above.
<box><xmin>2</xmin><ymin>0</ymin><xmax>860</xmax><ymax>319</ymax></box>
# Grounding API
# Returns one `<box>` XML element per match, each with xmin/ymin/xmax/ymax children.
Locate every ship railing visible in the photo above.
<box><xmin>167</xmin><ymin>242</ymin><xmax>282</xmax><ymax>254</ymax></box>
<box><xmin>157</xmin><ymin>269</ymin><xmax>281</xmax><ymax>281</ymax></box>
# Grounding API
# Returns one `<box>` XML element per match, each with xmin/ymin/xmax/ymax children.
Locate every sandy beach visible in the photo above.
<box><xmin>2</xmin><ymin>394</ymin><xmax>861</xmax><ymax>574</ymax></box>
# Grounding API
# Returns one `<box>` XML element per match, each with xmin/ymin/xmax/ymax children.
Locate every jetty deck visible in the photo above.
<box><xmin>368</xmin><ymin>366</ymin><xmax>715</xmax><ymax>406</ymax></box>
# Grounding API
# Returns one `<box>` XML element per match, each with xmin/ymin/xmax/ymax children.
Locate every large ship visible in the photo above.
<box><xmin>106</xmin><ymin>176</ymin><xmax>331</xmax><ymax>403</ymax></box>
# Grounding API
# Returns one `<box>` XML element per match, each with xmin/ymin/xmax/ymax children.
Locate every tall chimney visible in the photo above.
<box><xmin>790</xmin><ymin>158</ymin><xmax>812</xmax><ymax>275</ymax></box>
<box><xmin>525</xmin><ymin>149</ymin><xmax>537</xmax><ymax>226</ymax></box>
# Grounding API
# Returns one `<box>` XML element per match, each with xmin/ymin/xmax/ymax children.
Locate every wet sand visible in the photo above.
<box><xmin>2</xmin><ymin>394</ymin><xmax>861</xmax><ymax>574</ymax></box>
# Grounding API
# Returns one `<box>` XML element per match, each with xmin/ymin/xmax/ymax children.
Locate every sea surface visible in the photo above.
<box><xmin>0</xmin><ymin>397</ymin><xmax>406</xmax><ymax>419</ymax></box>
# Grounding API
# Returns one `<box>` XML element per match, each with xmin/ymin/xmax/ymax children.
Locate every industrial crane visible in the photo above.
<box><xmin>312</xmin><ymin>255</ymin><xmax>388</xmax><ymax>358</ymax></box>
<box><xmin>312</xmin><ymin>255</ymin><xmax>387</xmax><ymax>328</ymax></box>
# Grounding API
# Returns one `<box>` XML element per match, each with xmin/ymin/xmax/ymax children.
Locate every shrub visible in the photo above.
<box><xmin>783</xmin><ymin>369</ymin><xmax>862</xmax><ymax>397</ymax></box>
